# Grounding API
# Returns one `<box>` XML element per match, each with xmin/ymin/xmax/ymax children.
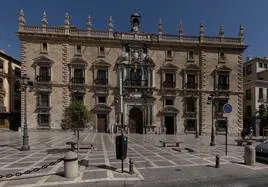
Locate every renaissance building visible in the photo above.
<box><xmin>17</xmin><ymin>10</ymin><xmax>246</xmax><ymax>135</ymax></box>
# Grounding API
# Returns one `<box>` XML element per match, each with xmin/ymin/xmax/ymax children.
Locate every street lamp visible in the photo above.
<box><xmin>207</xmin><ymin>94</ymin><xmax>216</xmax><ymax>146</ymax></box>
<box><xmin>20</xmin><ymin>74</ymin><xmax>33</xmax><ymax>151</ymax></box>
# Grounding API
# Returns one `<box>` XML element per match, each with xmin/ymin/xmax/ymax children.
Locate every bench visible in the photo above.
<box><xmin>235</xmin><ymin>139</ymin><xmax>251</xmax><ymax>146</ymax></box>
<box><xmin>66</xmin><ymin>141</ymin><xmax>94</xmax><ymax>151</ymax></box>
<box><xmin>159</xmin><ymin>140</ymin><xmax>183</xmax><ymax>148</ymax></box>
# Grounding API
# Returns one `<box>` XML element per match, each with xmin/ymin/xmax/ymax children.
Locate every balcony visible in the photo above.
<box><xmin>162</xmin><ymin>81</ymin><xmax>176</xmax><ymax>88</ymax></box>
<box><xmin>123</xmin><ymin>80</ymin><xmax>148</xmax><ymax>87</ymax></box>
<box><xmin>185</xmin><ymin>111</ymin><xmax>197</xmax><ymax>119</ymax></box>
<box><xmin>36</xmin><ymin>75</ymin><xmax>51</xmax><ymax>82</ymax></box>
<box><xmin>71</xmin><ymin>77</ymin><xmax>85</xmax><ymax>84</ymax></box>
<box><xmin>94</xmin><ymin>78</ymin><xmax>108</xmax><ymax>86</ymax></box>
<box><xmin>185</xmin><ymin>82</ymin><xmax>198</xmax><ymax>89</ymax></box>
<box><xmin>217</xmin><ymin>84</ymin><xmax>229</xmax><ymax>90</ymax></box>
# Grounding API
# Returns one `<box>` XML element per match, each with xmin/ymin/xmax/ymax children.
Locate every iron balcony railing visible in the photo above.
<box><xmin>123</xmin><ymin>80</ymin><xmax>148</xmax><ymax>87</ymax></box>
<box><xmin>217</xmin><ymin>84</ymin><xmax>229</xmax><ymax>90</ymax></box>
<box><xmin>71</xmin><ymin>77</ymin><xmax>85</xmax><ymax>84</ymax></box>
<box><xmin>186</xmin><ymin>82</ymin><xmax>198</xmax><ymax>89</ymax></box>
<box><xmin>94</xmin><ymin>78</ymin><xmax>108</xmax><ymax>85</ymax></box>
<box><xmin>36</xmin><ymin>75</ymin><xmax>51</xmax><ymax>82</ymax></box>
<box><xmin>163</xmin><ymin>81</ymin><xmax>176</xmax><ymax>88</ymax></box>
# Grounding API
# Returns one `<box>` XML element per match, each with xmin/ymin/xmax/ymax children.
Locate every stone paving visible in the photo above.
<box><xmin>0</xmin><ymin>130</ymin><xmax>267</xmax><ymax>187</ymax></box>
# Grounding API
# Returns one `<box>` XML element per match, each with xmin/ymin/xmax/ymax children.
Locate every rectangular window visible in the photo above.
<box><xmin>218</xmin><ymin>74</ymin><xmax>229</xmax><ymax>90</ymax></box>
<box><xmin>96</xmin><ymin>69</ymin><xmax>108</xmax><ymax>85</ymax></box>
<box><xmin>265</xmin><ymin>63</ymin><xmax>268</xmax><ymax>68</ymax></box>
<box><xmin>39</xmin><ymin>114</ymin><xmax>50</xmax><ymax>127</ymax></box>
<box><xmin>259</xmin><ymin>88</ymin><xmax>263</xmax><ymax>100</ymax></box>
<box><xmin>245</xmin><ymin>89</ymin><xmax>251</xmax><ymax>100</ymax></box>
<box><xmin>186</xmin><ymin>98</ymin><xmax>195</xmax><ymax>112</ymax></box>
<box><xmin>99</xmin><ymin>46</ymin><xmax>105</xmax><ymax>56</ymax></box>
<box><xmin>42</xmin><ymin>42</ymin><xmax>48</xmax><ymax>52</ymax></box>
<box><xmin>166</xmin><ymin>50</ymin><xmax>172</xmax><ymax>59</ymax></box>
<box><xmin>98</xmin><ymin>96</ymin><xmax>106</xmax><ymax>103</ymax></box>
<box><xmin>188</xmin><ymin>51</ymin><xmax>194</xmax><ymax>61</ymax></box>
<box><xmin>186</xmin><ymin>74</ymin><xmax>196</xmax><ymax>89</ymax></box>
<box><xmin>219</xmin><ymin>52</ymin><xmax>225</xmax><ymax>62</ymax></box>
<box><xmin>38</xmin><ymin>66</ymin><xmax>50</xmax><ymax>82</ymax></box>
<box><xmin>165</xmin><ymin>99</ymin><xmax>174</xmax><ymax>106</ymax></box>
<box><xmin>76</xmin><ymin>45</ymin><xmax>82</xmax><ymax>54</ymax></box>
<box><xmin>73</xmin><ymin>68</ymin><xmax>84</xmax><ymax>83</ymax></box>
<box><xmin>39</xmin><ymin>93</ymin><xmax>49</xmax><ymax>107</ymax></box>
<box><xmin>246</xmin><ymin>65</ymin><xmax>252</xmax><ymax>75</ymax></box>
<box><xmin>259</xmin><ymin>63</ymin><xmax>263</xmax><ymax>68</ymax></box>
<box><xmin>186</xmin><ymin>119</ymin><xmax>196</xmax><ymax>131</ymax></box>
<box><xmin>215</xmin><ymin>99</ymin><xmax>228</xmax><ymax>113</ymax></box>
<box><xmin>267</xmin><ymin>89</ymin><xmax>268</xmax><ymax>100</ymax></box>
<box><xmin>14</xmin><ymin>67</ymin><xmax>21</xmax><ymax>76</ymax></box>
<box><xmin>164</xmin><ymin>73</ymin><xmax>175</xmax><ymax>88</ymax></box>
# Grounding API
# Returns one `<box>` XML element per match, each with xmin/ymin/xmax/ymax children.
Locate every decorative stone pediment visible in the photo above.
<box><xmin>116</xmin><ymin>55</ymin><xmax>128</xmax><ymax>65</ymax></box>
<box><xmin>161</xmin><ymin>63</ymin><xmax>178</xmax><ymax>71</ymax></box>
<box><xmin>216</xmin><ymin>65</ymin><xmax>232</xmax><ymax>72</ymax></box>
<box><xmin>32</xmin><ymin>55</ymin><xmax>54</xmax><ymax>66</ymax></box>
<box><xmin>69</xmin><ymin>57</ymin><xmax>88</xmax><ymax>66</ymax></box>
<box><xmin>92</xmin><ymin>104</ymin><xmax>111</xmax><ymax>113</ymax></box>
<box><xmin>145</xmin><ymin>56</ymin><xmax>155</xmax><ymax>66</ymax></box>
<box><xmin>185</xmin><ymin>64</ymin><xmax>200</xmax><ymax>71</ymax></box>
<box><xmin>92</xmin><ymin>59</ymin><xmax>111</xmax><ymax>68</ymax></box>
<box><xmin>161</xmin><ymin>106</ymin><xmax>179</xmax><ymax>114</ymax></box>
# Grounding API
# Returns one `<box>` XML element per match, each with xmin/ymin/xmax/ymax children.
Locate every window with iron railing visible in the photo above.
<box><xmin>186</xmin><ymin>74</ymin><xmax>197</xmax><ymax>89</ymax></box>
<box><xmin>95</xmin><ymin>69</ymin><xmax>108</xmax><ymax>85</ymax></box>
<box><xmin>163</xmin><ymin>73</ymin><xmax>176</xmax><ymax>88</ymax></box>
<box><xmin>37</xmin><ymin>66</ymin><xmax>51</xmax><ymax>82</ymax></box>
<box><xmin>217</xmin><ymin>74</ymin><xmax>229</xmax><ymax>90</ymax></box>
<box><xmin>186</xmin><ymin>98</ymin><xmax>196</xmax><ymax>113</ymax></box>
<box><xmin>72</xmin><ymin>68</ymin><xmax>85</xmax><ymax>84</ymax></box>
<box><xmin>38</xmin><ymin>114</ymin><xmax>50</xmax><ymax>127</ymax></box>
<box><xmin>38</xmin><ymin>93</ymin><xmax>50</xmax><ymax>107</ymax></box>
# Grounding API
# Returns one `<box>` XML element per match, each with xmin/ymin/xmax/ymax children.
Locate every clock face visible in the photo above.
<box><xmin>133</xmin><ymin>25</ymin><xmax>139</xmax><ymax>32</ymax></box>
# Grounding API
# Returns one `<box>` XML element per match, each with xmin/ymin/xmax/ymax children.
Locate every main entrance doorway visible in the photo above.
<box><xmin>129</xmin><ymin>107</ymin><xmax>143</xmax><ymax>134</ymax></box>
<box><xmin>165</xmin><ymin>116</ymin><xmax>175</xmax><ymax>134</ymax></box>
<box><xmin>97</xmin><ymin>114</ymin><xmax>107</xmax><ymax>133</ymax></box>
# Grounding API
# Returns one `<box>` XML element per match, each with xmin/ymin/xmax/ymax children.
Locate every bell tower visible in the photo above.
<box><xmin>130</xmin><ymin>13</ymin><xmax>141</xmax><ymax>32</ymax></box>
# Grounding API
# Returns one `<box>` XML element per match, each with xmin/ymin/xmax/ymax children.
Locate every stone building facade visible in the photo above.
<box><xmin>0</xmin><ymin>51</ymin><xmax>21</xmax><ymax>130</ymax></box>
<box><xmin>17</xmin><ymin>10</ymin><xmax>246</xmax><ymax>135</ymax></box>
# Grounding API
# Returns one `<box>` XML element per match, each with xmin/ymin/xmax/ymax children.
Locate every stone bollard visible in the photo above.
<box><xmin>244</xmin><ymin>141</ymin><xmax>255</xmax><ymax>165</ymax></box>
<box><xmin>64</xmin><ymin>151</ymin><xmax>79</xmax><ymax>178</ymax></box>
<box><xmin>129</xmin><ymin>158</ymin><xmax>134</xmax><ymax>175</ymax></box>
<box><xmin>215</xmin><ymin>155</ymin><xmax>220</xmax><ymax>168</ymax></box>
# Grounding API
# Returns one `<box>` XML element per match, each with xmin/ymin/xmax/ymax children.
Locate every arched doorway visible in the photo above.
<box><xmin>129</xmin><ymin>107</ymin><xmax>143</xmax><ymax>134</ymax></box>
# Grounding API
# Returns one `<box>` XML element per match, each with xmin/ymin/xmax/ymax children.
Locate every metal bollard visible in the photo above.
<box><xmin>129</xmin><ymin>158</ymin><xmax>134</xmax><ymax>175</ymax></box>
<box><xmin>64</xmin><ymin>151</ymin><xmax>79</xmax><ymax>178</ymax></box>
<box><xmin>215</xmin><ymin>155</ymin><xmax>220</xmax><ymax>168</ymax></box>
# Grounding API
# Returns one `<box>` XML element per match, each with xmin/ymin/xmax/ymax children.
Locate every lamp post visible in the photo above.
<box><xmin>20</xmin><ymin>74</ymin><xmax>33</xmax><ymax>151</ymax></box>
<box><xmin>207</xmin><ymin>94</ymin><xmax>216</xmax><ymax>146</ymax></box>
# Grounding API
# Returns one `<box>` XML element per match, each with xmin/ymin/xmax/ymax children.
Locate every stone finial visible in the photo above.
<box><xmin>42</xmin><ymin>11</ymin><xmax>48</xmax><ymax>27</ymax></box>
<box><xmin>87</xmin><ymin>16</ymin><xmax>92</xmax><ymax>31</ymax></box>
<box><xmin>158</xmin><ymin>18</ymin><xmax>163</xmax><ymax>34</ymax></box>
<box><xmin>108</xmin><ymin>16</ymin><xmax>113</xmax><ymax>32</ymax></box>
<box><xmin>64</xmin><ymin>12</ymin><xmax>70</xmax><ymax>26</ymax></box>
<box><xmin>19</xmin><ymin>9</ymin><xmax>25</xmax><ymax>26</ymax></box>
<box><xmin>239</xmin><ymin>24</ymin><xmax>244</xmax><ymax>37</ymax></box>
<box><xmin>199</xmin><ymin>22</ymin><xmax>205</xmax><ymax>36</ymax></box>
<box><xmin>219</xmin><ymin>24</ymin><xmax>224</xmax><ymax>37</ymax></box>
<box><xmin>179</xmin><ymin>21</ymin><xmax>184</xmax><ymax>36</ymax></box>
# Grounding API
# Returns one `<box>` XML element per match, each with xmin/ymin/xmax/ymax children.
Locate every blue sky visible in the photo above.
<box><xmin>0</xmin><ymin>0</ymin><xmax>267</xmax><ymax>60</ymax></box>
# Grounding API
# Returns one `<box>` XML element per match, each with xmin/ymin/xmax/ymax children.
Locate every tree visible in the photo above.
<box><xmin>255</xmin><ymin>100</ymin><xmax>268</xmax><ymax>136</ymax></box>
<box><xmin>61</xmin><ymin>100</ymin><xmax>92</xmax><ymax>130</ymax></box>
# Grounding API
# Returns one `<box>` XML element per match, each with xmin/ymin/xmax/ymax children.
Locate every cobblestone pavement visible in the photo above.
<box><xmin>0</xmin><ymin>130</ymin><xmax>267</xmax><ymax>187</ymax></box>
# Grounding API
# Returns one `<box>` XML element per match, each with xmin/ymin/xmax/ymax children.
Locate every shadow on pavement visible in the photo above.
<box><xmin>230</xmin><ymin>161</ymin><xmax>245</xmax><ymax>165</ymax></box>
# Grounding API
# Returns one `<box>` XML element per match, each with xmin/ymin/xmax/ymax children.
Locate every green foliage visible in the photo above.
<box><xmin>61</xmin><ymin>100</ymin><xmax>92</xmax><ymax>130</ymax></box>
<box><xmin>256</xmin><ymin>101</ymin><xmax>268</xmax><ymax>129</ymax></box>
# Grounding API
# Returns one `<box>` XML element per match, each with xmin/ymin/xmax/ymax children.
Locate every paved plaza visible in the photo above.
<box><xmin>0</xmin><ymin>130</ymin><xmax>268</xmax><ymax>186</ymax></box>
